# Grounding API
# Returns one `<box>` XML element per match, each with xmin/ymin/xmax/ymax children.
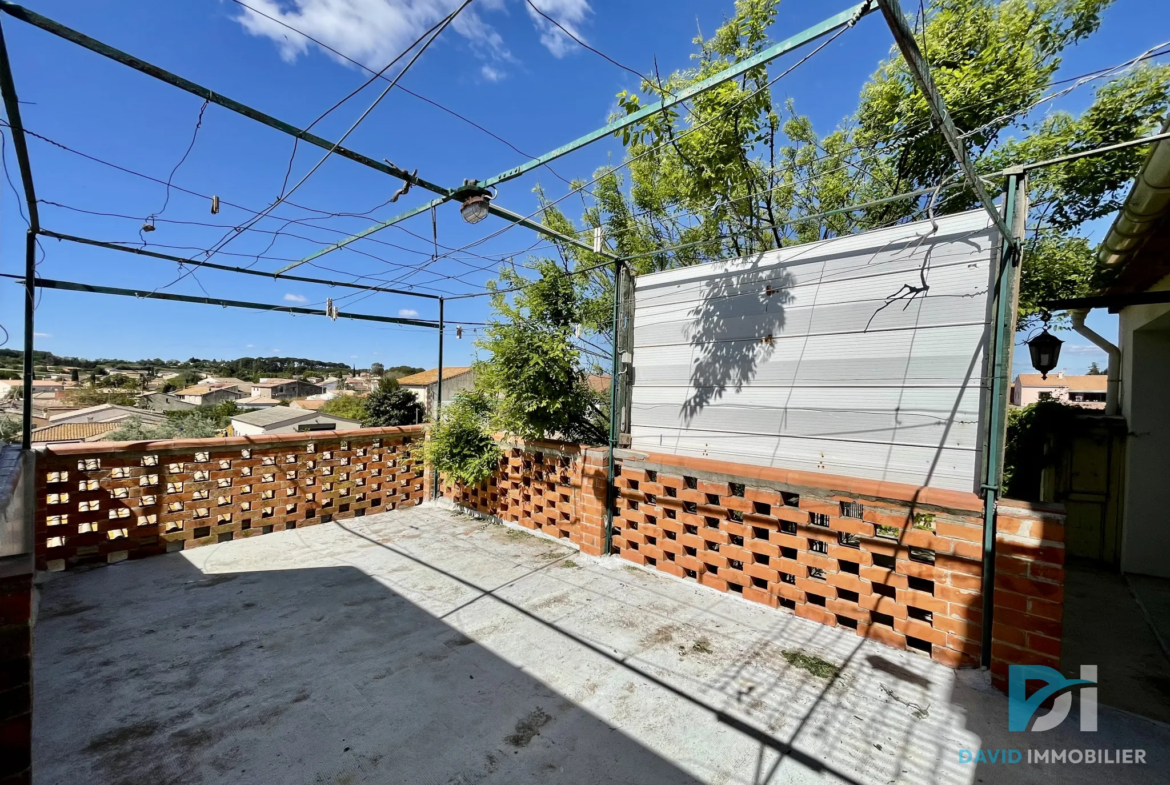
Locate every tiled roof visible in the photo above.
<box><xmin>252</xmin><ymin>379</ymin><xmax>296</xmax><ymax>388</ymax></box>
<box><xmin>587</xmin><ymin>374</ymin><xmax>611</xmax><ymax>393</ymax></box>
<box><xmin>31</xmin><ymin>422</ymin><xmax>118</xmax><ymax>442</ymax></box>
<box><xmin>1016</xmin><ymin>374</ymin><xmax>1108</xmax><ymax>391</ymax></box>
<box><xmin>291</xmin><ymin>399</ymin><xmax>328</xmax><ymax>410</ymax></box>
<box><xmin>395</xmin><ymin>367</ymin><xmax>472</xmax><ymax>386</ymax></box>
<box><xmin>174</xmin><ymin>385</ymin><xmax>214</xmax><ymax>396</ymax></box>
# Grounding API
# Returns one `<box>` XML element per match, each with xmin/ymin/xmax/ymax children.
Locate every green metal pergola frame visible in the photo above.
<box><xmin>5</xmin><ymin>0</ymin><xmax>1151</xmax><ymax>671</ymax></box>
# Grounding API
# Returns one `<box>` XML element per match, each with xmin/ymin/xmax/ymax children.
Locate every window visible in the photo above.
<box><xmin>1038</xmin><ymin>392</ymin><xmax>1053</xmax><ymax>401</ymax></box>
<box><xmin>297</xmin><ymin>422</ymin><xmax>338</xmax><ymax>432</ymax></box>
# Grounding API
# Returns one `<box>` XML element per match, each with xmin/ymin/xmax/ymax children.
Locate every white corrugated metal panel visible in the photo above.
<box><xmin>629</xmin><ymin>210</ymin><xmax>997</xmax><ymax>493</ymax></box>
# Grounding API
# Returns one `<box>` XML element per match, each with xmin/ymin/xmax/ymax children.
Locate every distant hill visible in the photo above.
<box><xmin>0</xmin><ymin>350</ymin><xmax>357</xmax><ymax>380</ymax></box>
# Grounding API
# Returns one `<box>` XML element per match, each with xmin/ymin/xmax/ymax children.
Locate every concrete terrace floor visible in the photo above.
<box><xmin>33</xmin><ymin>506</ymin><xmax>1170</xmax><ymax>785</ymax></box>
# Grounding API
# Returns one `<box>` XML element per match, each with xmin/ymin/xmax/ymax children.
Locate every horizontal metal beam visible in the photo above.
<box><xmin>40</xmin><ymin>230</ymin><xmax>441</xmax><ymax>299</ymax></box>
<box><xmin>482</xmin><ymin>2</ymin><xmax>876</xmax><ymax>188</ymax></box>
<box><xmin>1041</xmin><ymin>289</ymin><xmax>1170</xmax><ymax>313</ymax></box>
<box><xmin>278</xmin><ymin>196</ymin><xmax>447</xmax><ymax>274</ymax></box>
<box><xmin>279</xmin><ymin>3</ymin><xmax>874</xmax><ymax>268</ymax></box>
<box><xmin>0</xmin><ymin>0</ymin><xmax>446</xmax><ymax>194</ymax></box>
<box><xmin>0</xmin><ymin>0</ymin><xmax>617</xmax><ymax>275</ymax></box>
<box><xmin>0</xmin><ymin>274</ymin><xmax>440</xmax><ymax>327</ymax></box>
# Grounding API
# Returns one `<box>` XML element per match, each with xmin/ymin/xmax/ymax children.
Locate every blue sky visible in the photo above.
<box><xmin>0</xmin><ymin>0</ymin><xmax>1165</xmax><ymax>374</ymax></box>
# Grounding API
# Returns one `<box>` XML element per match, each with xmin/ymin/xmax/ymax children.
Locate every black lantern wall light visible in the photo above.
<box><xmin>1026</xmin><ymin>311</ymin><xmax>1064</xmax><ymax>379</ymax></box>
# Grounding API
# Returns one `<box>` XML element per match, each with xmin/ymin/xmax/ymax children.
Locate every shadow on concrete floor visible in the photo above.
<box><xmin>1061</xmin><ymin>558</ymin><xmax>1170</xmax><ymax>725</ymax></box>
<box><xmin>33</xmin><ymin>556</ymin><xmax>704</xmax><ymax>785</ymax></box>
<box><xmin>32</xmin><ymin>508</ymin><xmax>1170</xmax><ymax>784</ymax></box>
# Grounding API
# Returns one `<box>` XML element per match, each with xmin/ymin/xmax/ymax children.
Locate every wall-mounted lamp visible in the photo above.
<box><xmin>1026</xmin><ymin>312</ymin><xmax>1063</xmax><ymax>379</ymax></box>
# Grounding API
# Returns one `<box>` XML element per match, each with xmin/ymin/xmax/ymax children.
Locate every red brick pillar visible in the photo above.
<box><xmin>990</xmin><ymin>501</ymin><xmax>1067</xmax><ymax>692</ymax></box>
<box><xmin>574</xmin><ymin>447</ymin><xmax>608</xmax><ymax>556</ymax></box>
<box><xmin>0</xmin><ymin>557</ymin><xmax>32</xmax><ymax>785</ymax></box>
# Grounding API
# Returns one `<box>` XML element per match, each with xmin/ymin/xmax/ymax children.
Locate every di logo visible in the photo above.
<box><xmin>1008</xmin><ymin>665</ymin><xmax>1097</xmax><ymax>732</ymax></box>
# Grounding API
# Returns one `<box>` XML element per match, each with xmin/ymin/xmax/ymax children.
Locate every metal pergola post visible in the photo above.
<box><xmin>0</xmin><ymin>15</ymin><xmax>40</xmax><ymax>450</ymax></box>
<box><xmin>432</xmin><ymin>298</ymin><xmax>444</xmax><ymax>501</ymax></box>
<box><xmin>603</xmin><ymin>260</ymin><xmax>623</xmax><ymax>554</ymax></box>
<box><xmin>979</xmin><ymin>171</ymin><xmax>1026</xmax><ymax>666</ymax></box>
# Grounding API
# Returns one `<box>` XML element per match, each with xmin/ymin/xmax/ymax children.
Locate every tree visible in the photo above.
<box><xmin>475</xmin><ymin>259</ymin><xmax>607</xmax><ymax>445</ymax></box>
<box><xmin>321</xmin><ymin>395</ymin><xmax>369</xmax><ymax>423</ymax></box>
<box><xmin>370</xmin><ymin>362</ymin><xmax>385</xmax><ymax>377</ymax></box>
<box><xmin>65</xmin><ymin>386</ymin><xmax>137</xmax><ymax>407</ymax></box>
<box><xmin>528</xmin><ymin>0</ymin><xmax>1167</xmax><ymax>336</ymax></box>
<box><xmin>425</xmin><ymin>391</ymin><xmax>500</xmax><ymax>486</ymax></box>
<box><xmin>1087</xmin><ymin>361</ymin><xmax>1105</xmax><ymax>375</ymax></box>
<box><xmin>70</xmin><ymin>369</ymin><xmax>79</xmax><ymax>383</ymax></box>
<box><xmin>0</xmin><ymin>416</ymin><xmax>19</xmax><ymax>444</ymax></box>
<box><xmin>365</xmin><ymin>378</ymin><xmax>425</xmax><ymax>426</ymax></box>
<box><xmin>102</xmin><ymin>414</ymin><xmax>221</xmax><ymax>441</ymax></box>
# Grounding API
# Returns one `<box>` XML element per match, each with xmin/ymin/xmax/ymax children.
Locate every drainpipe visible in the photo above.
<box><xmin>1069</xmin><ymin>309</ymin><xmax>1120</xmax><ymax>415</ymax></box>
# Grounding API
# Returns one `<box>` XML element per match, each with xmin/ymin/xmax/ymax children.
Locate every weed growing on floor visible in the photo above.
<box><xmin>691</xmin><ymin>638</ymin><xmax>713</xmax><ymax>654</ymax></box>
<box><xmin>782</xmin><ymin>650</ymin><xmax>839</xmax><ymax>679</ymax></box>
<box><xmin>558</xmin><ymin>560</ymin><xmax>580</xmax><ymax>569</ymax></box>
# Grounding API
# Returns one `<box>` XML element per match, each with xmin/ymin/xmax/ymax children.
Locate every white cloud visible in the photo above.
<box><xmin>398</xmin><ymin>308</ymin><xmax>420</xmax><ymax>317</ymax></box>
<box><xmin>246</xmin><ymin>344</ymin><xmax>255</xmax><ymax>348</ymax></box>
<box><xmin>233</xmin><ymin>0</ymin><xmax>515</xmax><ymax>71</ymax></box>
<box><xmin>33</xmin><ymin>332</ymin><xmax>51</xmax><ymax>338</ymax></box>
<box><xmin>526</xmin><ymin>0</ymin><xmax>592</xmax><ymax>58</ymax></box>
<box><xmin>233</xmin><ymin>0</ymin><xmax>592</xmax><ymax>71</ymax></box>
<box><xmin>283</xmin><ymin>293</ymin><xmax>309</xmax><ymax>303</ymax></box>
<box><xmin>1063</xmin><ymin>344</ymin><xmax>1106</xmax><ymax>355</ymax></box>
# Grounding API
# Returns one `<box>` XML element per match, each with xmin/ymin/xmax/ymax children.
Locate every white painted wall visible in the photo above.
<box><xmin>1118</xmin><ymin>273</ymin><xmax>1170</xmax><ymax>577</ymax></box>
<box><xmin>629</xmin><ymin>211</ymin><xmax>998</xmax><ymax>492</ymax></box>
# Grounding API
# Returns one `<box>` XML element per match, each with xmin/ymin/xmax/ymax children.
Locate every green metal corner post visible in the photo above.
<box><xmin>979</xmin><ymin>172</ymin><xmax>1025</xmax><ymax>666</ymax></box>
<box><xmin>0</xmin><ymin>16</ymin><xmax>40</xmax><ymax>450</ymax></box>
<box><xmin>432</xmin><ymin>298</ymin><xmax>444</xmax><ymax>501</ymax></box>
<box><xmin>603</xmin><ymin>260</ymin><xmax>623</xmax><ymax>554</ymax></box>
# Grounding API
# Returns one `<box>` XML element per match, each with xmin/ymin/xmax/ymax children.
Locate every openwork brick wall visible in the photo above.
<box><xmin>441</xmin><ymin>442</ymin><xmax>609</xmax><ymax>556</ymax></box>
<box><xmin>34</xmin><ymin>426</ymin><xmax>426</xmax><ymax>571</ymax></box>
<box><xmin>610</xmin><ymin>450</ymin><xmax>1065</xmax><ymax>674</ymax></box>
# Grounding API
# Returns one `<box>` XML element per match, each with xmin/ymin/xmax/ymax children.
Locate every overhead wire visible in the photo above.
<box><xmin>399</xmin><ymin>37</ymin><xmax>1170</xmax><ymax>295</ymax></box>
<box><xmin>227</xmin><ymin>0</ymin><xmax>598</xmax><ymax>197</ymax></box>
<box><xmin>160</xmin><ymin>0</ymin><xmax>477</xmax><ymax>289</ymax></box>
<box><xmin>385</xmin><ymin>13</ymin><xmax>861</xmax><ymax>288</ymax></box>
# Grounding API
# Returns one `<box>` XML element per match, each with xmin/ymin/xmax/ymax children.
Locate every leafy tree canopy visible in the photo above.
<box><xmin>523</xmin><ymin>0</ymin><xmax>1168</xmax><ymax>333</ymax></box>
<box><xmin>365</xmin><ymin>379</ymin><xmax>426</xmax><ymax>427</ymax></box>
<box><xmin>321</xmin><ymin>395</ymin><xmax>370</xmax><ymax>423</ymax></box>
<box><xmin>438</xmin><ymin>0</ymin><xmax>1168</xmax><ymax>478</ymax></box>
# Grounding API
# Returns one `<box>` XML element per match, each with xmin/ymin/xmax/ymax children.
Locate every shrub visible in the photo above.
<box><xmin>425</xmin><ymin>391</ymin><xmax>499</xmax><ymax>487</ymax></box>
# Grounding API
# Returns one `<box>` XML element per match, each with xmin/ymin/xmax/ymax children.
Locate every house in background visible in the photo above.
<box><xmin>198</xmin><ymin>376</ymin><xmax>253</xmax><ymax>392</ymax></box>
<box><xmin>174</xmin><ymin>384</ymin><xmax>246</xmax><ymax>407</ymax></box>
<box><xmin>234</xmin><ymin>395</ymin><xmax>282</xmax><ymax>410</ymax></box>
<box><xmin>290</xmin><ymin>399</ymin><xmax>329</xmax><ymax>411</ymax></box>
<box><xmin>49</xmin><ymin>404</ymin><xmax>165</xmax><ymax>427</ymax></box>
<box><xmin>229</xmin><ymin>407</ymin><xmax>362</xmax><ymax>436</ymax></box>
<box><xmin>398</xmin><ymin>367</ymin><xmax>473</xmax><ymax>417</ymax></box>
<box><xmin>29</xmin><ymin>421</ymin><xmax>119</xmax><ymax>446</ymax></box>
<box><xmin>250</xmin><ymin>379</ymin><xmax>324</xmax><ymax>400</ymax></box>
<box><xmin>136</xmin><ymin>392</ymin><xmax>197</xmax><ymax>413</ymax></box>
<box><xmin>1011</xmin><ymin>372</ymin><xmax>1108</xmax><ymax>409</ymax></box>
<box><xmin>0</xmin><ymin>379</ymin><xmax>66</xmax><ymax>399</ymax></box>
